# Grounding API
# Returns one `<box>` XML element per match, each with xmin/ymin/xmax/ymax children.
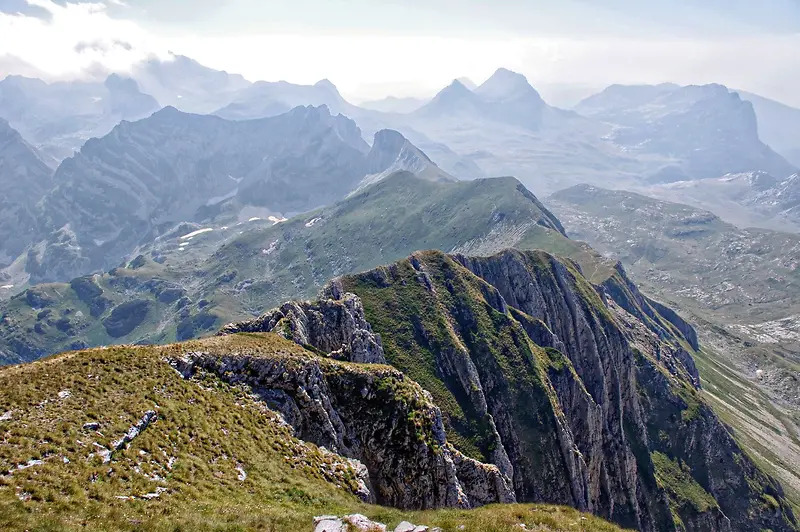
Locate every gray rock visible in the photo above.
<box><xmin>343</xmin><ymin>514</ymin><xmax>386</xmax><ymax>532</ymax></box>
<box><xmin>314</xmin><ymin>516</ymin><xmax>344</xmax><ymax>532</ymax></box>
<box><xmin>170</xmin><ymin>349</ymin><xmax>514</xmax><ymax>510</ymax></box>
<box><xmin>393</xmin><ymin>522</ymin><xmax>428</xmax><ymax>532</ymax></box>
<box><xmin>220</xmin><ymin>292</ymin><xmax>386</xmax><ymax>365</ymax></box>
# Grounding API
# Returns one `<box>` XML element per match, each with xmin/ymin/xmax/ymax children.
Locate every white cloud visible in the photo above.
<box><xmin>0</xmin><ymin>0</ymin><xmax>165</xmax><ymax>79</ymax></box>
<box><xmin>0</xmin><ymin>0</ymin><xmax>798</xmax><ymax>108</ymax></box>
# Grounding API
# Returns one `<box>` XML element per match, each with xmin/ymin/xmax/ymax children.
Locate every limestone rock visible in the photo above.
<box><xmin>220</xmin><ymin>292</ymin><xmax>385</xmax><ymax>364</ymax></box>
<box><xmin>170</xmin><ymin>347</ymin><xmax>514</xmax><ymax>510</ymax></box>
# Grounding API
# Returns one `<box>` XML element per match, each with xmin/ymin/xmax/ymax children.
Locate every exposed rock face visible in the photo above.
<box><xmin>325</xmin><ymin>249</ymin><xmax>796</xmax><ymax>532</ymax></box>
<box><xmin>356</xmin><ymin>129</ymin><xmax>456</xmax><ymax>190</ymax></box>
<box><xmin>31</xmin><ymin>105</ymin><xmax>371</xmax><ymax>282</ymax></box>
<box><xmin>0</xmin><ymin>120</ymin><xmax>53</xmax><ymax>268</ymax></box>
<box><xmin>169</xmin><ymin>346</ymin><xmax>515</xmax><ymax>509</ymax></box>
<box><xmin>220</xmin><ymin>290</ymin><xmax>386</xmax><ymax>365</ymax></box>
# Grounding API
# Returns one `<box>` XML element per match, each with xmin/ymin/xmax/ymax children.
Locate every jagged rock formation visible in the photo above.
<box><xmin>356</xmin><ymin>129</ymin><xmax>456</xmax><ymax>190</ymax></box>
<box><xmin>169</xmin><ymin>342</ymin><xmax>515</xmax><ymax>509</ymax></box>
<box><xmin>220</xmin><ymin>291</ymin><xmax>386</xmax><ymax>365</ymax></box>
<box><xmin>272</xmin><ymin>248</ymin><xmax>797</xmax><ymax>532</ymax></box>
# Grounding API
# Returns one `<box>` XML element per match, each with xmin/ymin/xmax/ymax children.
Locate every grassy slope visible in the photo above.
<box><xmin>0</xmin><ymin>333</ymin><xmax>628</xmax><ymax>532</ymax></box>
<box><xmin>1</xmin><ymin>173</ymin><xmax>594</xmax><ymax>365</ymax></box>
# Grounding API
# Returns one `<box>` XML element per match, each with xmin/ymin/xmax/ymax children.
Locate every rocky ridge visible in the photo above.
<box><xmin>221</xmin><ymin>248</ymin><xmax>797</xmax><ymax>532</ymax></box>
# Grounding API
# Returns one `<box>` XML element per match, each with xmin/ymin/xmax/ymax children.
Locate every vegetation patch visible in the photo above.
<box><xmin>102</xmin><ymin>300</ymin><xmax>151</xmax><ymax>338</ymax></box>
<box><xmin>650</xmin><ymin>451</ymin><xmax>718</xmax><ymax>513</ymax></box>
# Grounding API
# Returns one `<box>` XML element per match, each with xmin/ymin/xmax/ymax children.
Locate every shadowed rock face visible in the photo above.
<box><xmin>0</xmin><ymin>120</ymin><xmax>53</xmax><ymax>267</ymax></box>
<box><xmin>224</xmin><ymin>248</ymin><xmax>796</xmax><ymax>531</ymax></box>
<box><xmin>28</xmin><ymin>105</ymin><xmax>373</xmax><ymax>283</ymax></box>
<box><xmin>168</xmin><ymin>345</ymin><xmax>515</xmax><ymax>510</ymax></box>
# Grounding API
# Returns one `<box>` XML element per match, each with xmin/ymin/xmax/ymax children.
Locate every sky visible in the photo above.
<box><xmin>0</xmin><ymin>0</ymin><xmax>799</xmax><ymax>106</ymax></box>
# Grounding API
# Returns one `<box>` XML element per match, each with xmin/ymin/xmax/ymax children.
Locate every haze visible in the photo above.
<box><xmin>1</xmin><ymin>0</ymin><xmax>798</xmax><ymax>106</ymax></box>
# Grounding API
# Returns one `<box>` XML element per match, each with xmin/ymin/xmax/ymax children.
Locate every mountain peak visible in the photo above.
<box><xmin>424</xmin><ymin>79</ymin><xmax>476</xmax><ymax>108</ymax></box>
<box><xmin>314</xmin><ymin>78</ymin><xmax>339</xmax><ymax>93</ymax></box>
<box><xmin>476</xmin><ymin>68</ymin><xmax>542</xmax><ymax>102</ymax></box>
<box><xmin>457</xmin><ymin>77</ymin><xmax>477</xmax><ymax>90</ymax></box>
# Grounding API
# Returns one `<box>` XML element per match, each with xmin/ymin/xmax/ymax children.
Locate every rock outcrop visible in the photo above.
<box><xmin>321</xmin><ymin>249</ymin><xmax>796</xmax><ymax>532</ymax></box>
<box><xmin>220</xmin><ymin>290</ymin><xmax>386</xmax><ymax>364</ymax></box>
<box><xmin>222</xmin><ymin>247</ymin><xmax>795</xmax><ymax>531</ymax></box>
<box><xmin>169</xmin><ymin>344</ymin><xmax>515</xmax><ymax>509</ymax></box>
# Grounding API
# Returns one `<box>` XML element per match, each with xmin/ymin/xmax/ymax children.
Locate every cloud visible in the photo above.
<box><xmin>0</xmin><ymin>0</ymin><xmax>52</xmax><ymax>20</ymax></box>
<box><xmin>0</xmin><ymin>0</ymin><xmax>165</xmax><ymax>79</ymax></box>
<box><xmin>0</xmin><ymin>0</ymin><xmax>798</xmax><ymax>108</ymax></box>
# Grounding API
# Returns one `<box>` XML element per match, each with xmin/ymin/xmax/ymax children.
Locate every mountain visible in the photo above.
<box><xmin>130</xmin><ymin>53</ymin><xmax>251</xmax><ymax>113</ymax></box>
<box><xmin>1</xmin><ymin>247</ymin><xmax>795</xmax><ymax>531</ymax></box>
<box><xmin>404</xmin><ymin>71</ymin><xmax>643</xmax><ymax>194</ymax></box>
<box><xmin>0</xmin><ymin>173</ymin><xmax>578</xmax><ymax>364</ymax></box>
<box><xmin>356</xmin><ymin>129</ymin><xmax>456</xmax><ymax>190</ymax></box>
<box><xmin>548</xmin><ymin>185</ymin><xmax>800</xmax><ymax>502</ymax></box>
<box><xmin>416</xmin><ymin>69</ymin><xmax>552</xmax><ymax>132</ymax></box>
<box><xmin>639</xmin><ymin>171</ymin><xmax>800</xmax><ymax>233</ymax></box>
<box><xmin>575</xmin><ymin>84</ymin><xmax>797</xmax><ymax>181</ymax></box>
<box><xmin>738</xmin><ymin>91</ymin><xmax>800</xmax><ymax>168</ymax></box>
<box><xmin>359</xmin><ymin>95</ymin><xmax>428</xmax><ymax>114</ymax></box>
<box><xmin>0</xmin><ymin>321</ymin><xmax>629</xmax><ymax>532</ymax></box>
<box><xmin>24</xmin><ymin>105</ymin><xmax>376</xmax><ymax>283</ymax></box>
<box><xmin>331</xmin><ymin>249</ymin><xmax>795</xmax><ymax>531</ymax></box>
<box><xmin>214</xmin><ymin>79</ymin><xmax>352</xmax><ymax>120</ymax></box>
<box><xmin>0</xmin><ymin>74</ymin><xmax>160</xmax><ymax>161</ymax></box>
<box><xmin>0</xmin><ymin>120</ymin><xmax>53</xmax><ymax>270</ymax></box>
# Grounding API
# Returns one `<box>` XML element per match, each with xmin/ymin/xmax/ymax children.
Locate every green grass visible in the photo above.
<box><xmin>650</xmin><ymin>451</ymin><xmax>718</xmax><ymax>513</ymax></box>
<box><xmin>0</xmin><ymin>333</ymin><xmax>629</xmax><ymax>532</ymax></box>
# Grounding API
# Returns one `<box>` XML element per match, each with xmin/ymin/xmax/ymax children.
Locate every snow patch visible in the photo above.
<box><xmin>268</xmin><ymin>215</ymin><xmax>287</xmax><ymax>224</ymax></box>
<box><xmin>248</xmin><ymin>217</ymin><xmax>261</xmax><ymax>222</ymax></box>
<box><xmin>0</xmin><ymin>284</ymin><xmax>13</xmax><ymax>289</ymax></box>
<box><xmin>180</xmin><ymin>228</ymin><xmax>213</xmax><ymax>241</ymax></box>
<box><xmin>305</xmin><ymin>217</ymin><xmax>322</xmax><ymax>228</ymax></box>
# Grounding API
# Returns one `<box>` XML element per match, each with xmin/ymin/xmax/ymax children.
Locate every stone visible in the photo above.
<box><xmin>314</xmin><ymin>517</ymin><xmax>344</xmax><ymax>532</ymax></box>
<box><xmin>343</xmin><ymin>514</ymin><xmax>387</xmax><ymax>531</ymax></box>
<box><xmin>219</xmin><ymin>292</ymin><xmax>386</xmax><ymax>365</ymax></box>
<box><xmin>394</xmin><ymin>522</ymin><xmax>428</xmax><ymax>532</ymax></box>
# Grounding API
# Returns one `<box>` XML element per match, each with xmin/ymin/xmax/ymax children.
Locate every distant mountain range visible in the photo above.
<box><xmin>575</xmin><ymin>83</ymin><xmax>796</xmax><ymax>181</ymax></box>
<box><xmin>2</xmin><ymin>56</ymin><xmax>799</xmax><ymax>294</ymax></box>
<box><xmin>0</xmin><ymin>73</ymin><xmax>160</xmax><ymax>160</ymax></box>
<box><xmin>0</xmin><ymin>106</ymin><xmax>453</xmax><ymax>288</ymax></box>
